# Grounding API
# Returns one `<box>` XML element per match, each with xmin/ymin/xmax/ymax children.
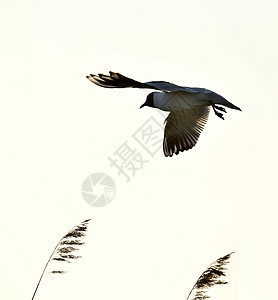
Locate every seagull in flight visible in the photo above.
<box><xmin>87</xmin><ymin>72</ymin><xmax>241</xmax><ymax>157</ymax></box>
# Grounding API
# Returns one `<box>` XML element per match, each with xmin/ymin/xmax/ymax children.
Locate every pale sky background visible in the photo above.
<box><xmin>1</xmin><ymin>0</ymin><xmax>278</xmax><ymax>299</ymax></box>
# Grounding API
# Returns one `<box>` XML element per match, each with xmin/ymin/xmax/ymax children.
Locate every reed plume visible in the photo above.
<box><xmin>31</xmin><ymin>219</ymin><xmax>91</xmax><ymax>299</ymax></box>
<box><xmin>186</xmin><ymin>252</ymin><xmax>234</xmax><ymax>300</ymax></box>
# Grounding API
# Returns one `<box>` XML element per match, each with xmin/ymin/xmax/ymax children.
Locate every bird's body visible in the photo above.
<box><xmin>87</xmin><ymin>71</ymin><xmax>241</xmax><ymax>157</ymax></box>
<box><xmin>152</xmin><ymin>91</ymin><xmax>211</xmax><ymax>111</ymax></box>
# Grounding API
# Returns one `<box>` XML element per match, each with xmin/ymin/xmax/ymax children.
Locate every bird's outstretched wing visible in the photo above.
<box><xmin>87</xmin><ymin>72</ymin><xmax>152</xmax><ymax>89</ymax></box>
<box><xmin>87</xmin><ymin>71</ymin><xmax>201</xmax><ymax>93</ymax></box>
<box><xmin>163</xmin><ymin>106</ymin><xmax>210</xmax><ymax>157</ymax></box>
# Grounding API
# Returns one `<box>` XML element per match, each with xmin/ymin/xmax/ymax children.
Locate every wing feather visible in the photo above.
<box><xmin>86</xmin><ymin>72</ymin><xmax>153</xmax><ymax>89</ymax></box>
<box><xmin>86</xmin><ymin>72</ymin><xmax>205</xmax><ymax>94</ymax></box>
<box><xmin>145</xmin><ymin>81</ymin><xmax>203</xmax><ymax>93</ymax></box>
<box><xmin>163</xmin><ymin>107</ymin><xmax>210</xmax><ymax>157</ymax></box>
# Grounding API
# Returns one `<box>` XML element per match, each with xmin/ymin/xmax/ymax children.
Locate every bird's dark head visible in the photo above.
<box><xmin>140</xmin><ymin>92</ymin><xmax>155</xmax><ymax>109</ymax></box>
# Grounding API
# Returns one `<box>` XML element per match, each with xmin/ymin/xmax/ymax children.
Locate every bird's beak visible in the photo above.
<box><xmin>140</xmin><ymin>103</ymin><xmax>145</xmax><ymax>109</ymax></box>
